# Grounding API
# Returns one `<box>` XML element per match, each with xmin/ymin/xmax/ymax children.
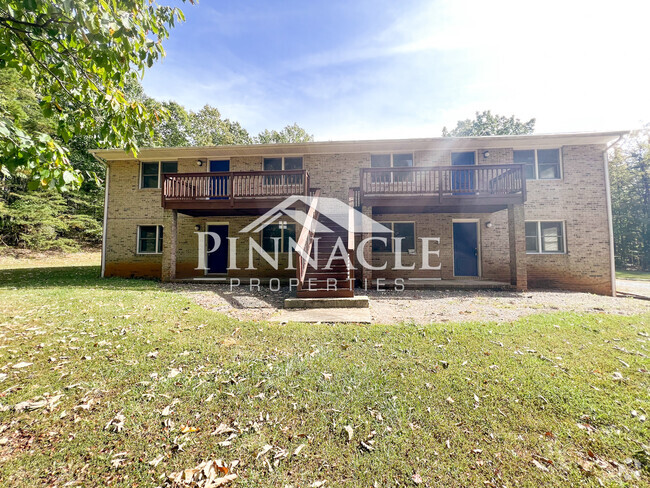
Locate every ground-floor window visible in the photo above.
<box><xmin>372</xmin><ymin>222</ymin><xmax>415</xmax><ymax>253</ymax></box>
<box><xmin>525</xmin><ymin>221</ymin><xmax>565</xmax><ymax>253</ymax></box>
<box><xmin>261</xmin><ymin>223</ymin><xmax>296</xmax><ymax>253</ymax></box>
<box><xmin>137</xmin><ymin>225</ymin><xmax>163</xmax><ymax>254</ymax></box>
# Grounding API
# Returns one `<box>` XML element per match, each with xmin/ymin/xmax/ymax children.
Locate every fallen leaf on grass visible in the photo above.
<box><xmin>293</xmin><ymin>443</ymin><xmax>306</xmax><ymax>456</ymax></box>
<box><xmin>105</xmin><ymin>412</ymin><xmax>126</xmax><ymax>433</ymax></box>
<box><xmin>180</xmin><ymin>425</ymin><xmax>198</xmax><ymax>433</ymax></box>
<box><xmin>15</xmin><ymin>394</ymin><xmax>63</xmax><ymax>412</ymax></box>
<box><xmin>412</xmin><ymin>472</ymin><xmax>422</xmax><ymax>484</ymax></box>
<box><xmin>149</xmin><ymin>454</ymin><xmax>165</xmax><ymax>467</ymax></box>
<box><xmin>256</xmin><ymin>444</ymin><xmax>272</xmax><ymax>459</ymax></box>
<box><xmin>161</xmin><ymin>400</ymin><xmax>180</xmax><ymax>416</ymax></box>
<box><xmin>359</xmin><ymin>440</ymin><xmax>375</xmax><ymax>452</ymax></box>
<box><xmin>532</xmin><ymin>459</ymin><xmax>549</xmax><ymax>472</ymax></box>
<box><xmin>211</xmin><ymin>423</ymin><xmax>237</xmax><ymax>436</ymax></box>
<box><xmin>322</xmin><ymin>372</ymin><xmax>332</xmax><ymax>381</ymax></box>
<box><xmin>218</xmin><ymin>434</ymin><xmax>237</xmax><ymax>447</ymax></box>
<box><xmin>446</xmin><ymin>396</ymin><xmax>454</xmax><ymax>404</ymax></box>
<box><xmin>310</xmin><ymin>481</ymin><xmax>326</xmax><ymax>487</ymax></box>
<box><xmin>167</xmin><ymin>459</ymin><xmax>236</xmax><ymax>487</ymax></box>
<box><xmin>344</xmin><ymin>425</ymin><xmax>354</xmax><ymax>442</ymax></box>
<box><xmin>12</xmin><ymin>362</ymin><xmax>32</xmax><ymax>369</ymax></box>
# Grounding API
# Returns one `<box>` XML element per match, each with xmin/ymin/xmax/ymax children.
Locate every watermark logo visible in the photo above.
<box><xmin>193</xmin><ymin>195</ymin><xmax>442</xmax><ymax>289</ymax></box>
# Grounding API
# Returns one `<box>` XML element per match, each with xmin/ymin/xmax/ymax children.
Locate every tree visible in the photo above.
<box><xmin>256</xmin><ymin>123</ymin><xmax>314</xmax><ymax>144</ymax></box>
<box><xmin>442</xmin><ymin>110</ymin><xmax>535</xmax><ymax>137</ymax></box>
<box><xmin>0</xmin><ymin>0</ymin><xmax>191</xmax><ymax>190</ymax></box>
<box><xmin>190</xmin><ymin>105</ymin><xmax>253</xmax><ymax>146</ymax></box>
<box><xmin>609</xmin><ymin>130</ymin><xmax>650</xmax><ymax>270</ymax></box>
<box><xmin>153</xmin><ymin>101</ymin><xmax>193</xmax><ymax>147</ymax></box>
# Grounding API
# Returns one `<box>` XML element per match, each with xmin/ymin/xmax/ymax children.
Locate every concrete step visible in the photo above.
<box><xmin>285</xmin><ymin>295</ymin><xmax>369</xmax><ymax>309</ymax></box>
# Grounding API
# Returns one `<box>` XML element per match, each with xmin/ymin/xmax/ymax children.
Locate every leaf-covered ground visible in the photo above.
<box><xmin>0</xmin><ymin>255</ymin><xmax>648</xmax><ymax>487</ymax></box>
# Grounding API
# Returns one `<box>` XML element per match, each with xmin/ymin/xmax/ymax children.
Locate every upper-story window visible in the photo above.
<box><xmin>140</xmin><ymin>161</ymin><xmax>178</xmax><ymax>189</ymax></box>
<box><xmin>371</xmin><ymin>153</ymin><xmax>413</xmax><ymax>169</ymax></box>
<box><xmin>263</xmin><ymin>157</ymin><xmax>303</xmax><ymax>186</ymax></box>
<box><xmin>371</xmin><ymin>153</ymin><xmax>413</xmax><ymax>182</ymax></box>
<box><xmin>514</xmin><ymin>149</ymin><xmax>561</xmax><ymax>180</ymax></box>
<box><xmin>263</xmin><ymin>157</ymin><xmax>303</xmax><ymax>171</ymax></box>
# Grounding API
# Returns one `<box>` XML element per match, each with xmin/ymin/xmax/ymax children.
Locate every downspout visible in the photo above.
<box><xmin>91</xmin><ymin>151</ymin><xmax>109</xmax><ymax>278</ymax></box>
<box><xmin>603</xmin><ymin>134</ymin><xmax>624</xmax><ymax>296</ymax></box>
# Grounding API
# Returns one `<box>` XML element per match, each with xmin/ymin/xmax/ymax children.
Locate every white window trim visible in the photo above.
<box><xmin>262</xmin><ymin>156</ymin><xmax>304</xmax><ymax>171</ymax></box>
<box><xmin>136</xmin><ymin>225</ymin><xmax>163</xmax><ymax>255</ymax></box>
<box><xmin>525</xmin><ymin>220</ymin><xmax>567</xmax><ymax>254</ymax></box>
<box><xmin>516</xmin><ymin>148</ymin><xmax>563</xmax><ymax>181</ymax></box>
<box><xmin>260</xmin><ymin>221</ymin><xmax>297</xmax><ymax>254</ymax></box>
<box><xmin>139</xmin><ymin>160</ymin><xmax>178</xmax><ymax>190</ymax></box>
<box><xmin>373</xmin><ymin>221</ymin><xmax>416</xmax><ymax>254</ymax></box>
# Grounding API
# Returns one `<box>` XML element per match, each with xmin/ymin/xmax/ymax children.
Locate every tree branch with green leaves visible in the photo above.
<box><xmin>0</xmin><ymin>0</ymin><xmax>192</xmax><ymax>190</ymax></box>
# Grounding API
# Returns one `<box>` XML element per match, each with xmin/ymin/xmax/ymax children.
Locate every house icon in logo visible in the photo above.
<box><xmin>240</xmin><ymin>195</ymin><xmax>392</xmax><ymax>235</ymax></box>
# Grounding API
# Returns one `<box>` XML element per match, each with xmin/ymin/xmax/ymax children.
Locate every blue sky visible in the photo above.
<box><xmin>142</xmin><ymin>0</ymin><xmax>650</xmax><ymax>140</ymax></box>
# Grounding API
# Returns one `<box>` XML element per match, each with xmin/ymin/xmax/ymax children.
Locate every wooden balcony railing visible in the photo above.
<box><xmin>359</xmin><ymin>164</ymin><xmax>526</xmax><ymax>206</ymax></box>
<box><xmin>162</xmin><ymin>169</ymin><xmax>310</xmax><ymax>208</ymax></box>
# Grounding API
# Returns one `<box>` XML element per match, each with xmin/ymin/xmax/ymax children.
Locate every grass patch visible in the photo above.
<box><xmin>617</xmin><ymin>270</ymin><xmax>650</xmax><ymax>281</ymax></box>
<box><xmin>0</xmin><ymin>257</ymin><xmax>649</xmax><ymax>487</ymax></box>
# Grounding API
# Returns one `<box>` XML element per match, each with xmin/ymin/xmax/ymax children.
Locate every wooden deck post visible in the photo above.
<box><xmin>361</xmin><ymin>204</ymin><xmax>373</xmax><ymax>286</ymax></box>
<box><xmin>507</xmin><ymin>204</ymin><xmax>527</xmax><ymax>291</ymax></box>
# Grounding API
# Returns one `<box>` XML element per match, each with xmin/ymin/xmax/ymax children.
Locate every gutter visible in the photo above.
<box><xmin>90</xmin><ymin>151</ymin><xmax>109</xmax><ymax>278</ymax></box>
<box><xmin>603</xmin><ymin>133</ymin><xmax>625</xmax><ymax>296</ymax></box>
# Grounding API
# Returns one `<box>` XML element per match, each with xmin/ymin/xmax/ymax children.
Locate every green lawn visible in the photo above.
<box><xmin>617</xmin><ymin>270</ymin><xmax>650</xmax><ymax>281</ymax></box>
<box><xmin>0</xmin><ymin>257</ymin><xmax>649</xmax><ymax>487</ymax></box>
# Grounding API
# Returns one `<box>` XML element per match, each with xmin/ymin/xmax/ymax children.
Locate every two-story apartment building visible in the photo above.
<box><xmin>92</xmin><ymin>131</ymin><xmax>624</xmax><ymax>298</ymax></box>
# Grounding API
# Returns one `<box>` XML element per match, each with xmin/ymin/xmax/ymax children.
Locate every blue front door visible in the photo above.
<box><xmin>451</xmin><ymin>151</ymin><xmax>476</xmax><ymax>194</ymax></box>
<box><xmin>209</xmin><ymin>160</ymin><xmax>230</xmax><ymax>199</ymax></box>
<box><xmin>207</xmin><ymin>224</ymin><xmax>229</xmax><ymax>274</ymax></box>
<box><xmin>453</xmin><ymin>222</ymin><xmax>479</xmax><ymax>276</ymax></box>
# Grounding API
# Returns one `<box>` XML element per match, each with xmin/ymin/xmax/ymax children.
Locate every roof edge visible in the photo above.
<box><xmin>91</xmin><ymin>130</ymin><xmax>629</xmax><ymax>160</ymax></box>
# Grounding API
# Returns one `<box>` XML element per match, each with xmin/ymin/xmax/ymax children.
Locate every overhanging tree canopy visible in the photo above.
<box><xmin>0</xmin><ymin>0</ymin><xmax>191</xmax><ymax>190</ymax></box>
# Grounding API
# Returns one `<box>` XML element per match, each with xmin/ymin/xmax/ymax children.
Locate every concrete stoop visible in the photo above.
<box><xmin>270</xmin><ymin>307</ymin><xmax>372</xmax><ymax>324</ymax></box>
<box><xmin>284</xmin><ymin>296</ymin><xmax>369</xmax><ymax>309</ymax></box>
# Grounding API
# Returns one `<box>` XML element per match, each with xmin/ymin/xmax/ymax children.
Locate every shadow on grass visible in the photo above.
<box><xmin>0</xmin><ymin>265</ymin><xmax>159</xmax><ymax>291</ymax></box>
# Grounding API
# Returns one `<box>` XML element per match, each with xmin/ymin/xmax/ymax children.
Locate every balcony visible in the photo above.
<box><xmin>359</xmin><ymin>164</ymin><xmax>526</xmax><ymax>213</ymax></box>
<box><xmin>162</xmin><ymin>170</ymin><xmax>310</xmax><ymax>216</ymax></box>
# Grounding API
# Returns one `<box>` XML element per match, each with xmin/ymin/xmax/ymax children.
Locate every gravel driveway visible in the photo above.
<box><xmin>617</xmin><ymin>279</ymin><xmax>650</xmax><ymax>298</ymax></box>
<box><xmin>166</xmin><ymin>282</ymin><xmax>650</xmax><ymax>324</ymax></box>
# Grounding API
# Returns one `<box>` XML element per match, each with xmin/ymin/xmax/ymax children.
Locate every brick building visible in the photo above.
<box><xmin>92</xmin><ymin>131</ymin><xmax>624</xmax><ymax>297</ymax></box>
